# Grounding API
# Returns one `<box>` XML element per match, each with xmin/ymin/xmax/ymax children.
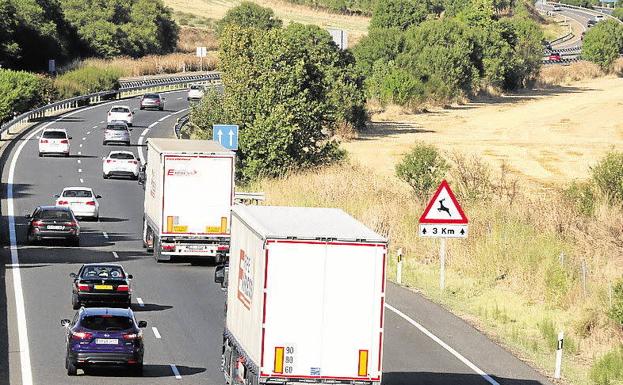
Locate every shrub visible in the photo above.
<box><xmin>582</xmin><ymin>20</ymin><xmax>623</xmax><ymax>70</ymax></box>
<box><xmin>614</xmin><ymin>7</ymin><xmax>623</xmax><ymax>21</ymax></box>
<box><xmin>217</xmin><ymin>2</ymin><xmax>282</xmax><ymax>34</ymax></box>
<box><xmin>609</xmin><ymin>277</ymin><xmax>623</xmax><ymax>325</ymax></box>
<box><xmin>0</xmin><ymin>69</ymin><xmax>54</xmax><ymax>123</ymax></box>
<box><xmin>54</xmin><ymin>65</ymin><xmax>124</xmax><ymax>98</ymax></box>
<box><xmin>591</xmin><ymin>151</ymin><xmax>623</xmax><ymax>204</ymax></box>
<box><xmin>563</xmin><ymin>181</ymin><xmax>596</xmax><ymax>216</ymax></box>
<box><xmin>590</xmin><ymin>345</ymin><xmax>623</xmax><ymax>385</ymax></box>
<box><xmin>366</xmin><ymin>62</ymin><xmax>425</xmax><ymax>107</ymax></box>
<box><xmin>369</xmin><ymin>0</ymin><xmax>431</xmax><ymax>30</ymax></box>
<box><xmin>448</xmin><ymin>151</ymin><xmax>494</xmax><ymax>202</ymax></box>
<box><xmin>352</xmin><ymin>27</ymin><xmax>405</xmax><ymax>77</ymax></box>
<box><xmin>396</xmin><ymin>142</ymin><xmax>449</xmax><ymax>198</ymax></box>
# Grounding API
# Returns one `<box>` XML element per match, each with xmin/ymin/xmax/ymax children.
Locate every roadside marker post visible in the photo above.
<box><xmin>396</xmin><ymin>248</ymin><xmax>403</xmax><ymax>285</ymax></box>
<box><xmin>418</xmin><ymin>180</ymin><xmax>468</xmax><ymax>291</ymax></box>
<box><xmin>554</xmin><ymin>331</ymin><xmax>564</xmax><ymax>379</ymax></box>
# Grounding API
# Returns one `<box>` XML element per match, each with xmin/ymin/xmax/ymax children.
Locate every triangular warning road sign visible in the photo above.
<box><xmin>419</xmin><ymin>180</ymin><xmax>468</xmax><ymax>224</ymax></box>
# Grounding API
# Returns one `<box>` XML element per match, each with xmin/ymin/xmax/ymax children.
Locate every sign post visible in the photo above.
<box><xmin>418</xmin><ymin>180</ymin><xmax>468</xmax><ymax>290</ymax></box>
<box><xmin>196</xmin><ymin>47</ymin><xmax>207</xmax><ymax>71</ymax></box>
<box><xmin>554</xmin><ymin>331</ymin><xmax>564</xmax><ymax>379</ymax></box>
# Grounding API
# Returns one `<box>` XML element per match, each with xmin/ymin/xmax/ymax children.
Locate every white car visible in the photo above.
<box><xmin>187</xmin><ymin>84</ymin><xmax>204</xmax><ymax>101</ymax></box>
<box><xmin>55</xmin><ymin>187</ymin><xmax>100</xmax><ymax>220</ymax></box>
<box><xmin>39</xmin><ymin>128</ymin><xmax>71</xmax><ymax>157</ymax></box>
<box><xmin>103</xmin><ymin>151</ymin><xmax>140</xmax><ymax>180</ymax></box>
<box><xmin>552</xmin><ymin>4</ymin><xmax>561</xmax><ymax>11</ymax></box>
<box><xmin>107</xmin><ymin>105</ymin><xmax>134</xmax><ymax>126</ymax></box>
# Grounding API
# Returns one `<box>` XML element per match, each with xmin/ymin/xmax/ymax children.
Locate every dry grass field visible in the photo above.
<box><xmin>164</xmin><ymin>0</ymin><xmax>370</xmax><ymax>42</ymax></box>
<box><xmin>345</xmin><ymin>75</ymin><xmax>623</xmax><ymax>191</ymax></box>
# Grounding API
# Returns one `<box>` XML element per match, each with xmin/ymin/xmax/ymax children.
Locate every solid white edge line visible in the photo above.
<box><xmin>385</xmin><ymin>303</ymin><xmax>501</xmax><ymax>385</ymax></box>
<box><xmin>170</xmin><ymin>364</ymin><xmax>182</xmax><ymax>379</ymax></box>
<box><xmin>137</xmin><ymin>297</ymin><xmax>144</xmax><ymax>307</ymax></box>
<box><xmin>148</xmin><ymin>122</ymin><xmax>157</xmax><ymax>129</ymax></box>
<box><xmin>158</xmin><ymin>115</ymin><xmax>170</xmax><ymax>122</ymax></box>
<box><xmin>112</xmin><ymin>251</ymin><xmax>119</xmax><ymax>259</ymax></box>
<box><xmin>141</xmin><ymin>128</ymin><xmax>149</xmax><ymax>136</ymax></box>
<box><xmin>5</xmin><ymin>100</ymin><xmax>121</xmax><ymax>385</ymax></box>
<box><xmin>102</xmin><ymin>232</ymin><xmax>108</xmax><ymax>239</ymax></box>
<box><xmin>152</xmin><ymin>327</ymin><xmax>161</xmax><ymax>339</ymax></box>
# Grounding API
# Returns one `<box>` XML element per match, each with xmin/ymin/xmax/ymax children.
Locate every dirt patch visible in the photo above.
<box><xmin>343</xmin><ymin>76</ymin><xmax>623</xmax><ymax>189</ymax></box>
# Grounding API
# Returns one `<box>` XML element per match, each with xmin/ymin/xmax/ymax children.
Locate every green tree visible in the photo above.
<box><xmin>0</xmin><ymin>0</ymin><xmax>20</xmax><ymax>66</ymax></box>
<box><xmin>613</xmin><ymin>7</ymin><xmax>623</xmax><ymax>21</ymax></box>
<box><xmin>0</xmin><ymin>69</ymin><xmax>52</xmax><ymax>122</ymax></box>
<box><xmin>352</xmin><ymin>27</ymin><xmax>405</xmax><ymax>77</ymax></box>
<box><xmin>370</xmin><ymin>0</ymin><xmax>430</xmax><ymax>30</ymax></box>
<box><xmin>217</xmin><ymin>2</ymin><xmax>282</xmax><ymax>34</ymax></box>
<box><xmin>396</xmin><ymin>142</ymin><xmax>449</xmax><ymax>198</ymax></box>
<box><xmin>582</xmin><ymin>19</ymin><xmax>623</xmax><ymax>70</ymax></box>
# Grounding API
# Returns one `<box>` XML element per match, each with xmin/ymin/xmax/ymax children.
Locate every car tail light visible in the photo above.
<box><xmin>130</xmin><ymin>160</ymin><xmax>138</xmax><ymax>164</ymax></box>
<box><xmin>155</xmin><ymin>99</ymin><xmax>160</xmax><ymax>104</ymax></box>
<box><xmin>108</xmin><ymin>112</ymin><xmax>111</xmax><ymax>116</ymax></box>
<box><xmin>123</xmin><ymin>331</ymin><xmax>142</xmax><ymax>340</ymax></box>
<box><xmin>127</xmin><ymin>113</ymin><xmax>132</xmax><ymax>117</ymax></box>
<box><xmin>162</xmin><ymin>244</ymin><xmax>175</xmax><ymax>252</ymax></box>
<box><xmin>64</xmin><ymin>221</ymin><xmax>78</xmax><ymax>227</ymax></box>
<box><xmin>217</xmin><ymin>245</ymin><xmax>229</xmax><ymax>251</ymax></box>
<box><xmin>57</xmin><ymin>200</ymin><xmax>69</xmax><ymax>205</ymax></box>
<box><xmin>77</xmin><ymin>283</ymin><xmax>89</xmax><ymax>291</ymax></box>
<box><xmin>71</xmin><ymin>331</ymin><xmax>93</xmax><ymax>341</ymax></box>
<box><xmin>60</xmin><ymin>139</ymin><xmax>68</xmax><ymax>144</ymax></box>
<box><xmin>39</xmin><ymin>139</ymin><xmax>48</xmax><ymax>144</ymax></box>
<box><xmin>32</xmin><ymin>220</ymin><xmax>44</xmax><ymax>227</ymax></box>
<box><xmin>106</xmin><ymin>159</ymin><xmax>115</xmax><ymax>163</ymax></box>
<box><xmin>117</xmin><ymin>285</ymin><xmax>129</xmax><ymax>292</ymax></box>
<box><xmin>86</xmin><ymin>201</ymin><xmax>96</xmax><ymax>206</ymax></box>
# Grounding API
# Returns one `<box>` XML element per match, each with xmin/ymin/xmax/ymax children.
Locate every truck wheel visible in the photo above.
<box><xmin>153</xmin><ymin>238</ymin><xmax>163</xmax><ymax>263</ymax></box>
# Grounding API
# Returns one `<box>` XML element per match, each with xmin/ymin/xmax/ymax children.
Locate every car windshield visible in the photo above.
<box><xmin>110</xmin><ymin>153</ymin><xmax>135</xmax><ymax>160</ymax></box>
<box><xmin>62</xmin><ymin>190</ymin><xmax>92</xmax><ymax>198</ymax></box>
<box><xmin>107</xmin><ymin>125</ymin><xmax>127</xmax><ymax>131</ymax></box>
<box><xmin>144</xmin><ymin>94</ymin><xmax>159</xmax><ymax>99</ymax></box>
<box><xmin>81</xmin><ymin>315</ymin><xmax>133</xmax><ymax>331</ymax></box>
<box><xmin>81</xmin><ymin>266</ymin><xmax>125</xmax><ymax>279</ymax></box>
<box><xmin>42</xmin><ymin>131</ymin><xmax>67</xmax><ymax>139</ymax></box>
<box><xmin>38</xmin><ymin>209</ymin><xmax>71</xmax><ymax>220</ymax></box>
<box><xmin>111</xmin><ymin>107</ymin><xmax>129</xmax><ymax>113</ymax></box>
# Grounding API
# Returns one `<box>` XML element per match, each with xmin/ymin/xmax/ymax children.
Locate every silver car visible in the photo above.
<box><xmin>103</xmin><ymin>121</ymin><xmax>131</xmax><ymax>146</ymax></box>
<box><xmin>140</xmin><ymin>94</ymin><xmax>165</xmax><ymax>111</ymax></box>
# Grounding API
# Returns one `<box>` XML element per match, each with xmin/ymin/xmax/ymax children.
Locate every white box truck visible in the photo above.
<box><xmin>218</xmin><ymin>205</ymin><xmax>387</xmax><ymax>385</ymax></box>
<box><xmin>142</xmin><ymin>138</ymin><xmax>235</xmax><ymax>263</ymax></box>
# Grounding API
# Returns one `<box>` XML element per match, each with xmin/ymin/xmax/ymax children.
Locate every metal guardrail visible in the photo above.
<box><xmin>545</xmin><ymin>46</ymin><xmax>581</xmax><ymax>53</ymax></box>
<box><xmin>234</xmin><ymin>192</ymin><xmax>266</xmax><ymax>205</ymax></box>
<box><xmin>119</xmin><ymin>72</ymin><xmax>221</xmax><ymax>89</ymax></box>
<box><xmin>553</xmin><ymin>1</ymin><xmax>622</xmax><ymax>23</ymax></box>
<box><xmin>549</xmin><ymin>32</ymin><xmax>574</xmax><ymax>45</ymax></box>
<box><xmin>174</xmin><ymin>114</ymin><xmax>190</xmax><ymax>139</ymax></box>
<box><xmin>542</xmin><ymin>57</ymin><xmax>581</xmax><ymax>65</ymax></box>
<box><xmin>0</xmin><ymin>73</ymin><xmax>221</xmax><ymax>137</ymax></box>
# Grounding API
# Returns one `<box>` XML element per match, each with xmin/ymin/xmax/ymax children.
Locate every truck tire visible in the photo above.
<box><xmin>142</xmin><ymin>220</ymin><xmax>153</xmax><ymax>251</ymax></box>
<box><xmin>153</xmin><ymin>237</ymin><xmax>171</xmax><ymax>262</ymax></box>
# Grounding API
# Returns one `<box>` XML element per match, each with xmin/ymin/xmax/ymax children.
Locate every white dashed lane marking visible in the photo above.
<box><xmin>102</xmin><ymin>232</ymin><xmax>109</xmax><ymax>239</ymax></box>
<box><xmin>152</xmin><ymin>327</ymin><xmax>161</xmax><ymax>339</ymax></box>
<box><xmin>78</xmin><ymin>169</ymin><xmax>82</xmax><ymax>173</ymax></box>
<box><xmin>79</xmin><ymin>178</ymin><xmax>84</xmax><ymax>184</ymax></box>
<box><xmin>112</xmin><ymin>251</ymin><xmax>119</xmax><ymax>259</ymax></box>
<box><xmin>137</xmin><ymin>297</ymin><xmax>144</xmax><ymax>307</ymax></box>
<box><xmin>86</xmin><ymin>131</ymin><xmax>91</xmax><ymax>135</ymax></box>
<box><xmin>170</xmin><ymin>364</ymin><xmax>182</xmax><ymax>380</ymax></box>
<box><xmin>77</xmin><ymin>160</ymin><xmax>81</xmax><ymax>164</ymax></box>
<box><xmin>82</xmin><ymin>137</ymin><xmax>86</xmax><ymax>140</ymax></box>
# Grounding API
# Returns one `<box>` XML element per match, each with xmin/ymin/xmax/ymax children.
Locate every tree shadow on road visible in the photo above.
<box><xmin>82</xmin><ymin>364</ymin><xmax>206</xmax><ymax>377</ymax></box>
<box><xmin>383</xmin><ymin>372</ymin><xmax>550</xmax><ymax>385</ymax></box>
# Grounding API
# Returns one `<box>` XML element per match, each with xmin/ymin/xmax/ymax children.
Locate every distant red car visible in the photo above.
<box><xmin>549</xmin><ymin>52</ymin><xmax>562</xmax><ymax>61</ymax></box>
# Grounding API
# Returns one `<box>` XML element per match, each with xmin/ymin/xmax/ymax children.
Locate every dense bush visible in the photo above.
<box><xmin>614</xmin><ymin>7</ymin><xmax>623</xmax><ymax>21</ymax></box>
<box><xmin>285</xmin><ymin>0</ymin><xmax>376</xmax><ymax>14</ymax></box>
<box><xmin>191</xmin><ymin>24</ymin><xmax>364</xmax><ymax>180</ymax></box>
<box><xmin>366</xmin><ymin>61</ymin><xmax>425</xmax><ymax>106</ymax></box>
<box><xmin>54</xmin><ymin>65</ymin><xmax>124</xmax><ymax>98</ymax></box>
<box><xmin>0</xmin><ymin>70</ymin><xmax>55</xmax><ymax>123</ymax></box>
<box><xmin>591</xmin><ymin>151</ymin><xmax>623</xmax><ymax>204</ymax></box>
<box><xmin>590</xmin><ymin>345</ymin><xmax>623</xmax><ymax>385</ymax></box>
<box><xmin>395</xmin><ymin>143</ymin><xmax>449</xmax><ymax>198</ymax></box>
<box><xmin>217</xmin><ymin>2</ymin><xmax>282</xmax><ymax>34</ymax></box>
<box><xmin>582</xmin><ymin>20</ymin><xmax>623</xmax><ymax>70</ymax></box>
<box><xmin>563</xmin><ymin>181</ymin><xmax>596</xmax><ymax>216</ymax></box>
<box><xmin>351</xmin><ymin>28</ymin><xmax>405</xmax><ymax>77</ymax></box>
<box><xmin>369</xmin><ymin>0</ymin><xmax>432</xmax><ymax>30</ymax></box>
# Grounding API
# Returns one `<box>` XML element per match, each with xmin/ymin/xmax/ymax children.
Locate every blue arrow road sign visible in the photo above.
<box><xmin>213</xmin><ymin>124</ymin><xmax>239</xmax><ymax>150</ymax></box>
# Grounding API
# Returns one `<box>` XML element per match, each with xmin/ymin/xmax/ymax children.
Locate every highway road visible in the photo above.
<box><xmin>0</xmin><ymin>90</ymin><xmax>554</xmax><ymax>385</ymax></box>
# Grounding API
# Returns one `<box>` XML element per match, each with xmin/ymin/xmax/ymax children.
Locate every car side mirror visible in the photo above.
<box><xmin>214</xmin><ymin>264</ymin><xmax>229</xmax><ymax>289</ymax></box>
<box><xmin>95</xmin><ymin>195</ymin><xmax>102</xmax><ymax>199</ymax></box>
<box><xmin>138</xmin><ymin>321</ymin><xmax>147</xmax><ymax>328</ymax></box>
<box><xmin>69</xmin><ymin>273</ymin><xmax>76</xmax><ymax>279</ymax></box>
<box><xmin>53</xmin><ymin>194</ymin><xmax>60</xmax><ymax>198</ymax></box>
<box><xmin>132</xmin><ymin>111</ymin><xmax>136</xmax><ymax>115</ymax></box>
<box><xmin>68</xmin><ymin>136</ymin><xmax>73</xmax><ymax>140</ymax></box>
<box><xmin>128</xmin><ymin>274</ymin><xmax>133</xmax><ymax>279</ymax></box>
<box><xmin>61</xmin><ymin>319</ymin><xmax>71</xmax><ymax>327</ymax></box>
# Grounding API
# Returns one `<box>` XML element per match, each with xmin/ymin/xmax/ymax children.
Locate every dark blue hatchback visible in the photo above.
<box><xmin>61</xmin><ymin>307</ymin><xmax>147</xmax><ymax>376</ymax></box>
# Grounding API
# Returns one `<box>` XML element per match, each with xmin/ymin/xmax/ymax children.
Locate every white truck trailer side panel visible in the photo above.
<box><xmin>226</xmin><ymin>213</ymin><xmax>265</xmax><ymax>365</ymax></box>
<box><xmin>261</xmin><ymin>240</ymin><xmax>385</xmax><ymax>381</ymax></box>
<box><xmin>162</xmin><ymin>155</ymin><xmax>233</xmax><ymax>235</ymax></box>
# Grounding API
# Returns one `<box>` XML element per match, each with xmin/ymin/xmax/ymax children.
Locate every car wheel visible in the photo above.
<box><xmin>64</xmin><ymin>153</ymin><xmax>69</xmax><ymax>157</ymax></box>
<box><xmin>72</xmin><ymin>294</ymin><xmax>80</xmax><ymax>310</ymax></box>
<box><xmin>66</xmin><ymin>355</ymin><xmax>77</xmax><ymax>376</ymax></box>
<box><xmin>103</xmin><ymin>173</ymin><xmax>109</xmax><ymax>179</ymax></box>
<box><xmin>131</xmin><ymin>362</ymin><xmax>143</xmax><ymax>376</ymax></box>
<box><xmin>159</xmin><ymin>107</ymin><xmax>164</xmax><ymax>111</ymax></box>
<box><xmin>140</xmin><ymin>106</ymin><xmax>144</xmax><ymax>110</ymax></box>
<box><xmin>38</xmin><ymin>152</ymin><xmax>43</xmax><ymax>157</ymax></box>
<box><xmin>125</xmin><ymin>141</ymin><xmax>130</xmax><ymax>146</ymax></box>
<box><xmin>94</xmin><ymin>214</ymin><xmax>99</xmax><ymax>222</ymax></box>
<box><xmin>103</xmin><ymin>141</ymin><xmax>107</xmax><ymax>145</ymax></box>
<box><xmin>27</xmin><ymin>230</ymin><xmax>37</xmax><ymax>244</ymax></box>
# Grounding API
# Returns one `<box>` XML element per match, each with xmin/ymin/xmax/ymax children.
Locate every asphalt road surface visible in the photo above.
<box><xmin>0</xmin><ymin>90</ymin><xmax>554</xmax><ymax>385</ymax></box>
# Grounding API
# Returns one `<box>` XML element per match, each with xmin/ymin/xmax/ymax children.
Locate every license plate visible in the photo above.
<box><xmin>94</xmin><ymin>285</ymin><xmax>113</xmax><ymax>290</ymax></box>
<box><xmin>95</xmin><ymin>338</ymin><xmax>118</xmax><ymax>345</ymax></box>
<box><xmin>187</xmin><ymin>245</ymin><xmax>206</xmax><ymax>250</ymax></box>
<box><xmin>47</xmin><ymin>225</ymin><xmax>64</xmax><ymax>230</ymax></box>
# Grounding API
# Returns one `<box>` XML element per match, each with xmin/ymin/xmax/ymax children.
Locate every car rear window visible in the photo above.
<box><xmin>38</xmin><ymin>210</ymin><xmax>72</xmax><ymax>220</ymax></box>
<box><xmin>42</xmin><ymin>131</ymin><xmax>67</xmax><ymax>139</ymax></box>
<box><xmin>62</xmin><ymin>190</ymin><xmax>93</xmax><ymax>198</ymax></box>
<box><xmin>81</xmin><ymin>316</ymin><xmax>133</xmax><ymax>331</ymax></box>
<box><xmin>190</xmin><ymin>85</ymin><xmax>201</xmax><ymax>90</ymax></box>
<box><xmin>81</xmin><ymin>266</ymin><xmax>125</xmax><ymax>279</ymax></box>
<box><xmin>144</xmin><ymin>94</ymin><xmax>159</xmax><ymax>99</ymax></box>
<box><xmin>110</xmin><ymin>153</ymin><xmax>135</xmax><ymax>160</ymax></box>
<box><xmin>107</xmin><ymin>125</ymin><xmax>128</xmax><ymax>131</ymax></box>
<box><xmin>110</xmin><ymin>107</ymin><xmax>129</xmax><ymax>113</ymax></box>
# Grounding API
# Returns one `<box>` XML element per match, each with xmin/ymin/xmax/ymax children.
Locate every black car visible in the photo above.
<box><xmin>26</xmin><ymin>206</ymin><xmax>80</xmax><ymax>246</ymax></box>
<box><xmin>71</xmin><ymin>264</ymin><xmax>133</xmax><ymax>309</ymax></box>
<box><xmin>62</xmin><ymin>307</ymin><xmax>146</xmax><ymax>376</ymax></box>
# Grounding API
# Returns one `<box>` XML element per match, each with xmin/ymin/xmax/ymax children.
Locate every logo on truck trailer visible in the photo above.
<box><xmin>238</xmin><ymin>249</ymin><xmax>253</xmax><ymax>309</ymax></box>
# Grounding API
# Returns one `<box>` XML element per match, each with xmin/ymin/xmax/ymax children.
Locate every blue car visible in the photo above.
<box><xmin>61</xmin><ymin>307</ymin><xmax>147</xmax><ymax>376</ymax></box>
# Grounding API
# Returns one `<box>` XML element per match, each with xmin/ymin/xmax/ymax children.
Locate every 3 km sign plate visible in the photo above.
<box><xmin>419</xmin><ymin>180</ymin><xmax>468</xmax><ymax>238</ymax></box>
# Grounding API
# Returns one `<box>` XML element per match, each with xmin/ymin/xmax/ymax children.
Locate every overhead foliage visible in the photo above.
<box><xmin>582</xmin><ymin>19</ymin><xmax>623</xmax><ymax>70</ymax></box>
<box><xmin>217</xmin><ymin>1</ymin><xmax>282</xmax><ymax>34</ymax></box>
